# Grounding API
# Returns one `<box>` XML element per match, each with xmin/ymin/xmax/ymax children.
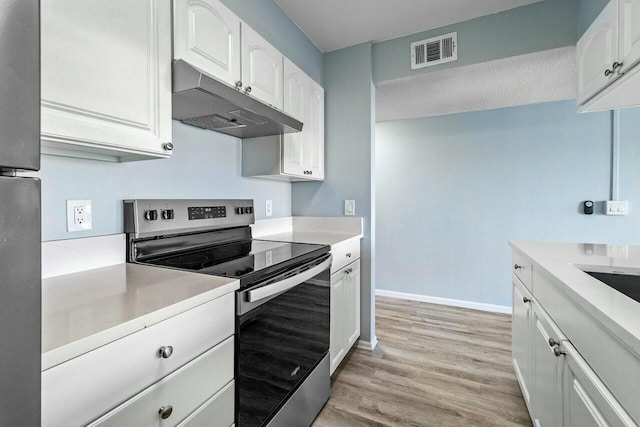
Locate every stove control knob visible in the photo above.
<box><xmin>246</xmin><ymin>207</ymin><xmax>253</xmax><ymax>214</ymax></box>
<box><xmin>161</xmin><ymin>209</ymin><xmax>175</xmax><ymax>220</ymax></box>
<box><xmin>236</xmin><ymin>207</ymin><xmax>245</xmax><ymax>215</ymax></box>
<box><xmin>144</xmin><ymin>210</ymin><xmax>158</xmax><ymax>221</ymax></box>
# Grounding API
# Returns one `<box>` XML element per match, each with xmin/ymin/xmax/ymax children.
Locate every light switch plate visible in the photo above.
<box><xmin>67</xmin><ymin>200</ymin><xmax>92</xmax><ymax>232</ymax></box>
<box><xmin>605</xmin><ymin>200</ymin><xmax>628</xmax><ymax>216</ymax></box>
<box><xmin>344</xmin><ymin>200</ymin><xmax>355</xmax><ymax>216</ymax></box>
<box><xmin>265</xmin><ymin>200</ymin><xmax>273</xmax><ymax>217</ymax></box>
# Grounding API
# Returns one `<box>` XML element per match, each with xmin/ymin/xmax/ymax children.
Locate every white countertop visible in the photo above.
<box><xmin>42</xmin><ymin>263</ymin><xmax>238</xmax><ymax>370</ymax></box>
<box><xmin>258</xmin><ymin>230</ymin><xmax>362</xmax><ymax>247</ymax></box>
<box><xmin>510</xmin><ymin>241</ymin><xmax>640</xmax><ymax>355</ymax></box>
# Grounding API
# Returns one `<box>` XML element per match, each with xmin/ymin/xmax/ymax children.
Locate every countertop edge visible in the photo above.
<box><xmin>510</xmin><ymin>241</ymin><xmax>640</xmax><ymax>357</ymax></box>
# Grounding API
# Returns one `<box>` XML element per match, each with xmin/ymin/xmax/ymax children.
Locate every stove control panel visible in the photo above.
<box><xmin>188</xmin><ymin>206</ymin><xmax>226</xmax><ymax>220</ymax></box>
<box><xmin>124</xmin><ymin>199</ymin><xmax>255</xmax><ymax>237</ymax></box>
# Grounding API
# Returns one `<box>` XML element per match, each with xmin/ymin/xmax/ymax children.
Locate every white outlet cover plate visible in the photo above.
<box><xmin>67</xmin><ymin>200</ymin><xmax>92</xmax><ymax>232</ymax></box>
<box><xmin>344</xmin><ymin>200</ymin><xmax>355</xmax><ymax>216</ymax></box>
<box><xmin>265</xmin><ymin>200</ymin><xmax>273</xmax><ymax>217</ymax></box>
<box><xmin>605</xmin><ymin>200</ymin><xmax>628</xmax><ymax>216</ymax></box>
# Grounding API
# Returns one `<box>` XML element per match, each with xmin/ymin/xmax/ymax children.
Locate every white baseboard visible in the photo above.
<box><xmin>356</xmin><ymin>336</ymin><xmax>378</xmax><ymax>351</ymax></box>
<box><xmin>376</xmin><ymin>289</ymin><xmax>512</xmax><ymax>314</ymax></box>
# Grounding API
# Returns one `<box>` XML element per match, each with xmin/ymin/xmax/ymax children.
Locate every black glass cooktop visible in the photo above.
<box><xmin>585</xmin><ymin>271</ymin><xmax>640</xmax><ymax>304</ymax></box>
<box><xmin>144</xmin><ymin>239</ymin><xmax>327</xmax><ymax>283</ymax></box>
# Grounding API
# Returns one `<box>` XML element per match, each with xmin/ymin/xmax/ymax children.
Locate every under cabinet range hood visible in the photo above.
<box><xmin>172</xmin><ymin>60</ymin><xmax>303</xmax><ymax>138</ymax></box>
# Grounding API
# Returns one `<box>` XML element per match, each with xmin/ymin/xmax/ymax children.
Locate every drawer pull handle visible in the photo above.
<box><xmin>553</xmin><ymin>345</ymin><xmax>565</xmax><ymax>357</ymax></box>
<box><xmin>345</xmin><ymin>268</ymin><xmax>353</xmax><ymax>275</ymax></box>
<box><xmin>158</xmin><ymin>346</ymin><xmax>174</xmax><ymax>359</ymax></box>
<box><xmin>346</xmin><ymin>253</ymin><xmax>352</xmax><ymax>258</ymax></box>
<box><xmin>522</xmin><ymin>297</ymin><xmax>531</xmax><ymax>304</ymax></box>
<box><xmin>548</xmin><ymin>338</ymin><xmax>559</xmax><ymax>347</ymax></box>
<box><xmin>514</xmin><ymin>264</ymin><xmax>524</xmax><ymax>270</ymax></box>
<box><xmin>159</xmin><ymin>405</ymin><xmax>173</xmax><ymax>420</ymax></box>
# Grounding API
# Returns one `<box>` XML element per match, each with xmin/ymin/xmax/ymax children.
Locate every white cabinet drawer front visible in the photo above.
<box><xmin>563</xmin><ymin>341</ymin><xmax>636</xmax><ymax>427</ymax></box>
<box><xmin>331</xmin><ymin>240</ymin><xmax>361</xmax><ymax>273</ymax></box>
<box><xmin>89</xmin><ymin>337</ymin><xmax>234</xmax><ymax>427</ymax></box>
<box><xmin>512</xmin><ymin>249</ymin><xmax>533</xmax><ymax>292</ymax></box>
<box><xmin>178</xmin><ymin>380</ymin><xmax>234</xmax><ymax>427</ymax></box>
<box><xmin>533</xmin><ymin>268</ymin><xmax>640</xmax><ymax>423</ymax></box>
<box><xmin>42</xmin><ymin>294</ymin><xmax>234</xmax><ymax>427</ymax></box>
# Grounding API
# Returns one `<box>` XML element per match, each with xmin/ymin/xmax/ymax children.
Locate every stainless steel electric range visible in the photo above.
<box><xmin>124</xmin><ymin>199</ymin><xmax>331</xmax><ymax>427</ymax></box>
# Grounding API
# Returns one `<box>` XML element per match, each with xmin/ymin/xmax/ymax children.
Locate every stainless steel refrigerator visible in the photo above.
<box><xmin>0</xmin><ymin>0</ymin><xmax>41</xmax><ymax>425</ymax></box>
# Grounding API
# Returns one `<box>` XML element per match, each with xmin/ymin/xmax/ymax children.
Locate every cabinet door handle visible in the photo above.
<box><xmin>548</xmin><ymin>338</ymin><xmax>559</xmax><ymax>347</ymax></box>
<box><xmin>158</xmin><ymin>346</ymin><xmax>173</xmax><ymax>359</ymax></box>
<box><xmin>346</xmin><ymin>253</ymin><xmax>352</xmax><ymax>258</ymax></box>
<box><xmin>553</xmin><ymin>345</ymin><xmax>565</xmax><ymax>357</ymax></box>
<box><xmin>522</xmin><ymin>297</ymin><xmax>531</xmax><ymax>304</ymax></box>
<box><xmin>514</xmin><ymin>264</ymin><xmax>524</xmax><ymax>270</ymax></box>
<box><xmin>162</xmin><ymin>142</ymin><xmax>174</xmax><ymax>152</ymax></box>
<box><xmin>159</xmin><ymin>405</ymin><xmax>173</xmax><ymax>420</ymax></box>
<box><xmin>605</xmin><ymin>68</ymin><xmax>614</xmax><ymax>77</ymax></box>
<box><xmin>612</xmin><ymin>61</ymin><xmax>623</xmax><ymax>71</ymax></box>
<box><xmin>235</xmin><ymin>81</ymin><xmax>243</xmax><ymax>89</ymax></box>
<box><xmin>244</xmin><ymin>86</ymin><xmax>252</xmax><ymax>94</ymax></box>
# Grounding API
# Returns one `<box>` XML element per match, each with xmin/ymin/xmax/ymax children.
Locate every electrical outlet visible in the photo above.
<box><xmin>605</xmin><ymin>200</ymin><xmax>628</xmax><ymax>216</ymax></box>
<box><xmin>344</xmin><ymin>200</ymin><xmax>355</xmax><ymax>216</ymax></box>
<box><xmin>67</xmin><ymin>200</ymin><xmax>92</xmax><ymax>232</ymax></box>
<box><xmin>265</xmin><ymin>200</ymin><xmax>273</xmax><ymax>217</ymax></box>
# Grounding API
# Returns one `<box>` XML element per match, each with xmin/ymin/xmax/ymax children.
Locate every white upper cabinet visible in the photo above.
<box><xmin>619</xmin><ymin>0</ymin><xmax>640</xmax><ymax>72</ymax></box>
<box><xmin>306</xmin><ymin>80</ymin><xmax>325</xmax><ymax>180</ymax></box>
<box><xmin>578</xmin><ymin>0</ymin><xmax>640</xmax><ymax>111</ymax></box>
<box><xmin>173</xmin><ymin>0</ymin><xmax>242</xmax><ymax>88</ymax></box>
<box><xmin>241</xmin><ymin>25</ymin><xmax>284</xmax><ymax>110</ymax></box>
<box><xmin>282</xmin><ymin>59</ymin><xmax>307</xmax><ymax>177</ymax></box>
<box><xmin>577</xmin><ymin>0</ymin><xmax>619</xmax><ymax>105</ymax></box>
<box><xmin>41</xmin><ymin>0</ymin><xmax>172</xmax><ymax>162</ymax></box>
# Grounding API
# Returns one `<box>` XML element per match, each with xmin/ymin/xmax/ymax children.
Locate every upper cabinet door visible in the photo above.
<box><xmin>306</xmin><ymin>79</ymin><xmax>325</xmax><ymax>180</ymax></box>
<box><xmin>41</xmin><ymin>0</ymin><xmax>172</xmax><ymax>161</ymax></box>
<box><xmin>577</xmin><ymin>0</ymin><xmax>620</xmax><ymax>105</ymax></box>
<box><xmin>241</xmin><ymin>25</ymin><xmax>284</xmax><ymax>110</ymax></box>
<box><xmin>282</xmin><ymin>59</ymin><xmax>307</xmax><ymax>177</ymax></box>
<box><xmin>173</xmin><ymin>0</ymin><xmax>242</xmax><ymax>88</ymax></box>
<box><xmin>619</xmin><ymin>0</ymin><xmax>640</xmax><ymax>72</ymax></box>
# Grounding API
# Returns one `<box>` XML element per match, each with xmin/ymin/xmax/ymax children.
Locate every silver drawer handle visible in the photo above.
<box><xmin>522</xmin><ymin>297</ymin><xmax>531</xmax><ymax>304</ymax></box>
<box><xmin>548</xmin><ymin>338</ymin><xmax>560</xmax><ymax>347</ymax></box>
<box><xmin>346</xmin><ymin>253</ymin><xmax>352</xmax><ymax>258</ymax></box>
<box><xmin>345</xmin><ymin>268</ymin><xmax>353</xmax><ymax>275</ymax></box>
<box><xmin>553</xmin><ymin>345</ymin><xmax>565</xmax><ymax>357</ymax></box>
<box><xmin>158</xmin><ymin>346</ymin><xmax>173</xmax><ymax>359</ymax></box>
<box><xmin>159</xmin><ymin>405</ymin><xmax>173</xmax><ymax>420</ymax></box>
<box><xmin>514</xmin><ymin>264</ymin><xmax>524</xmax><ymax>270</ymax></box>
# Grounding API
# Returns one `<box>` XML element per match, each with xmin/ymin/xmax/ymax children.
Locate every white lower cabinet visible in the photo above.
<box><xmin>512</xmin><ymin>277</ymin><xmax>533</xmax><ymax>409</ymax></box>
<box><xmin>330</xmin><ymin>259</ymin><xmax>360</xmax><ymax>375</ymax></box>
<box><xmin>42</xmin><ymin>294</ymin><xmax>235</xmax><ymax>427</ymax></box>
<box><xmin>511</xmin><ymin>252</ymin><xmax>638</xmax><ymax>427</ymax></box>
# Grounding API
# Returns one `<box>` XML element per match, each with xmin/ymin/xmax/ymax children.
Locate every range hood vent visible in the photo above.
<box><xmin>172</xmin><ymin>60</ymin><xmax>303</xmax><ymax>138</ymax></box>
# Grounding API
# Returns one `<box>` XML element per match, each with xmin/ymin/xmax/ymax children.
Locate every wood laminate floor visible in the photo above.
<box><xmin>312</xmin><ymin>296</ymin><xmax>532</xmax><ymax>427</ymax></box>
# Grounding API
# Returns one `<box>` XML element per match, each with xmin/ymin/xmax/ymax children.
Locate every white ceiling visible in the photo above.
<box><xmin>376</xmin><ymin>46</ymin><xmax>576</xmax><ymax>122</ymax></box>
<box><xmin>274</xmin><ymin>0</ymin><xmax>542</xmax><ymax>52</ymax></box>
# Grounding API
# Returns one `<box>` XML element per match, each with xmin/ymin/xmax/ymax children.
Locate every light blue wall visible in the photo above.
<box><xmin>375</xmin><ymin>101</ymin><xmax>640</xmax><ymax>307</ymax></box>
<box><xmin>221</xmin><ymin>0</ymin><xmax>323</xmax><ymax>84</ymax></box>
<box><xmin>578</xmin><ymin>0</ymin><xmax>609</xmax><ymax>36</ymax></box>
<box><xmin>40</xmin><ymin>122</ymin><xmax>291</xmax><ymax>241</ymax></box>
<box><xmin>372</xmin><ymin>0</ymin><xmax>578</xmax><ymax>83</ymax></box>
<box><xmin>292</xmin><ymin>43</ymin><xmax>376</xmax><ymax>343</ymax></box>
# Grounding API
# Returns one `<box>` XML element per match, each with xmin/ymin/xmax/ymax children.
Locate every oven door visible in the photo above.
<box><xmin>236</xmin><ymin>254</ymin><xmax>331</xmax><ymax>427</ymax></box>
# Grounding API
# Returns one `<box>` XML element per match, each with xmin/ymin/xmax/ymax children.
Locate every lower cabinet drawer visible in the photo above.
<box><xmin>331</xmin><ymin>239</ymin><xmax>360</xmax><ymax>272</ymax></box>
<box><xmin>42</xmin><ymin>294</ymin><xmax>234</xmax><ymax>427</ymax></box>
<box><xmin>178</xmin><ymin>381</ymin><xmax>234</xmax><ymax>427</ymax></box>
<box><xmin>89</xmin><ymin>337</ymin><xmax>234</xmax><ymax>427</ymax></box>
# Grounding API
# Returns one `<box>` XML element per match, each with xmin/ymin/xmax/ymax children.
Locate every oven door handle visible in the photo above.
<box><xmin>247</xmin><ymin>256</ymin><xmax>332</xmax><ymax>303</ymax></box>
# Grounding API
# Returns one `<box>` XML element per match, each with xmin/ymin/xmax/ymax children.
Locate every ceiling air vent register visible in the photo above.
<box><xmin>411</xmin><ymin>32</ymin><xmax>458</xmax><ymax>70</ymax></box>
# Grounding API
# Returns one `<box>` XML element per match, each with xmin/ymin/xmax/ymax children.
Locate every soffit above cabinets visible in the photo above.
<box><xmin>274</xmin><ymin>0</ymin><xmax>542</xmax><ymax>52</ymax></box>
